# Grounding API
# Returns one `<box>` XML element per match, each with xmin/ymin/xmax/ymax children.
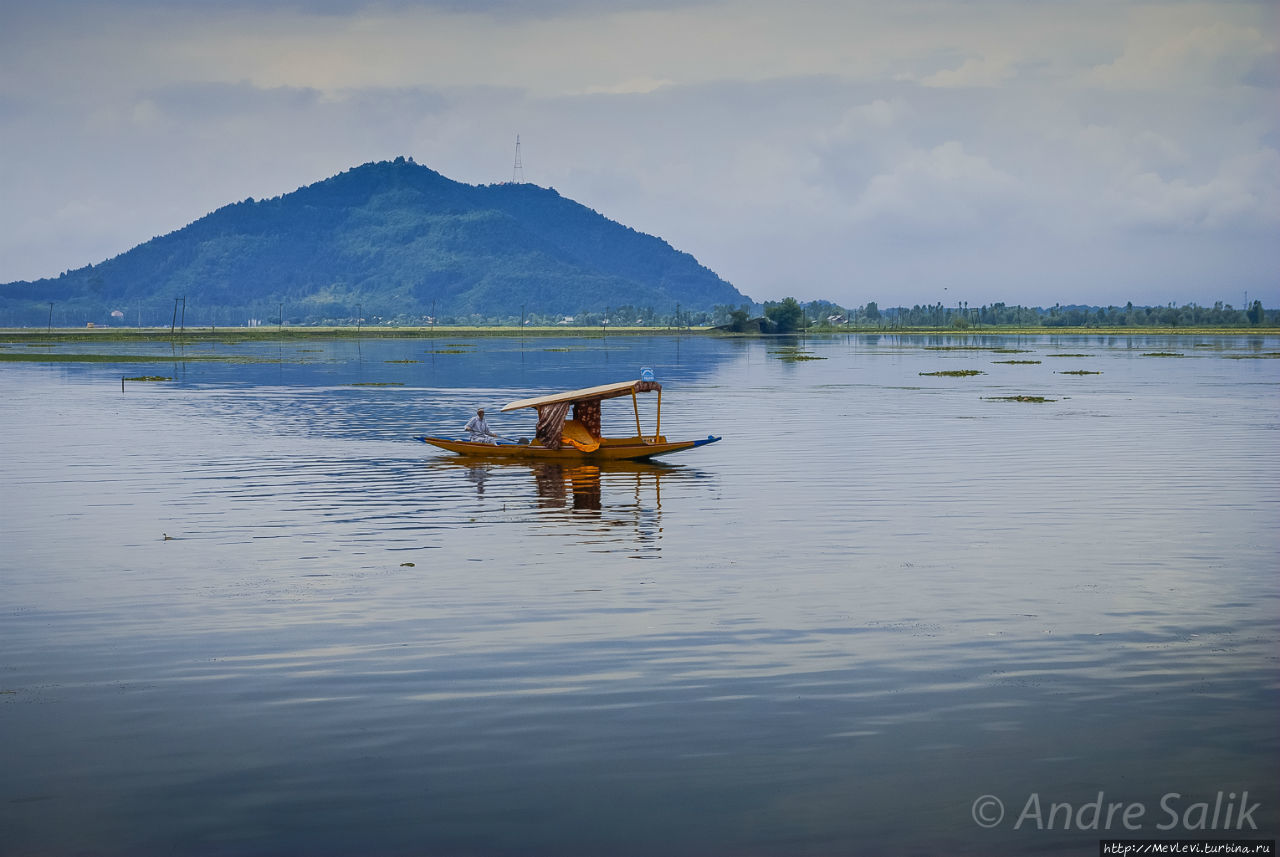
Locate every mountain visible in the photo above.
<box><xmin>0</xmin><ymin>158</ymin><xmax>751</xmax><ymax>326</ymax></box>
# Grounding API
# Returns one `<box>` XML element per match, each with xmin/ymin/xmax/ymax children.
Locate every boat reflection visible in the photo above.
<box><xmin>427</xmin><ymin>458</ymin><xmax>698</xmax><ymax>551</ymax></box>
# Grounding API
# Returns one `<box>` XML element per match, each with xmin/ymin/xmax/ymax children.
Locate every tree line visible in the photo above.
<box><xmin>711</xmin><ymin>299</ymin><xmax>1275</xmax><ymax>332</ymax></box>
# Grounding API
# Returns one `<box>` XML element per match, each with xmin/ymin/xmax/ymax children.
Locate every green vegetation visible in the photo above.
<box><xmin>0</xmin><ymin>351</ymin><xmax>205</xmax><ymax>363</ymax></box>
<box><xmin>983</xmin><ymin>395</ymin><xmax>1054</xmax><ymax>403</ymax></box>
<box><xmin>0</xmin><ymin>350</ymin><xmax>285</xmax><ymax>364</ymax></box>
<box><xmin>384</xmin><ymin>359</ymin><xmax>420</xmax><ymax>363</ymax></box>
<box><xmin>769</xmin><ymin>346</ymin><xmax>826</xmax><ymax>362</ymax></box>
<box><xmin>993</xmin><ymin>360</ymin><xmax>1041</xmax><ymax>364</ymax></box>
<box><xmin>763</xmin><ymin>297</ymin><xmax>805</xmax><ymax>333</ymax></box>
<box><xmin>1</xmin><ymin>158</ymin><xmax>747</xmax><ymax>326</ymax></box>
<box><xmin>920</xmin><ymin>370</ymin><xmax>985</xmax><ymax>377</ymax></box>
<box><xmin>1058</xmin><ymin>370</ymin><xmax>1102</xmax><ymax>375</ymax></box>
<box><xmin>1225</xmin><ymin>352</ymin><xmax>1280</xmax><ymax>359</ymax></box>
<box><xmin>123</xmin><ymin>375</ymin><xmax>171</xmax><ymax>381</ymax></box>
<box><xmin>1141</xmin><ymin>352</ymin><xmax>1184</xmax><ymax>357</ymax></box>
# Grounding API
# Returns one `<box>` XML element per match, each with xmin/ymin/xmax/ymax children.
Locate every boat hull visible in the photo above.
<box><xmin>415</xmin><ymin>435</ymin><xmax>719</xmax><ymax>461</ymax></box>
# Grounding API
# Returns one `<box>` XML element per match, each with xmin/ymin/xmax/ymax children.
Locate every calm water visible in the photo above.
<box><xmin>2</xmin><ymin>333</ymin><xmax>1277</xmax><ymax>856</ymax></box>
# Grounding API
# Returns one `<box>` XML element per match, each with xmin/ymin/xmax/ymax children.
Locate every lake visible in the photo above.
<box><xmin>2</xmin><ymin>332</ymin><xmax>1277</xmax><ymax>856</ymax></box>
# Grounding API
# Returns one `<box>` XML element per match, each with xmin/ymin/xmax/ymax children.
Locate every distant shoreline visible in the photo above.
<box><xmin>0</xmin><ymin>324</ymin><xmax>1277</xmax><ymax>344</ymax></box>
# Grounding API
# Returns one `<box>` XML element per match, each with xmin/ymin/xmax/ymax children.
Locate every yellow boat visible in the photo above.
<box><xmin>416</xmin><ymin>378</ymin><xmax>721</xmax><ymax>462</ymax></box>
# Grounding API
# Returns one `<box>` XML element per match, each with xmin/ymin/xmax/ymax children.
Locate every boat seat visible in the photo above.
<box><xmin>561</xmin><ymin>419</ymin><xmax>600</xmax><ymax>452</ymax></box>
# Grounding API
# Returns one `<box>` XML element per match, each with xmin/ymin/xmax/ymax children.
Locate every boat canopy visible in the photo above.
<box><xmin>501</xmin><ymin>379</ymin><xmax>661</xmax><ymax>412</ymax></box>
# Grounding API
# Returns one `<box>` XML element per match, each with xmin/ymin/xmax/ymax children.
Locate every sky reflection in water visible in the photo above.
<box><xmin>2</xmin><ymin>333</ymin><xmax>1277</xmax><ymax>856</ymax></box>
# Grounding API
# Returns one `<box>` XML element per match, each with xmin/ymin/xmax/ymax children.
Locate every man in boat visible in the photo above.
<box><xmin>463</xmin><ymin>408</ymin><xmax>499</xmax><ymax>444</ymax></box>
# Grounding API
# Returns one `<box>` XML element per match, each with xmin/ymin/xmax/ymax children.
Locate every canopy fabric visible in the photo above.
<box><xmin>501</xmin><ymin>379</ymin><xmax>660</xmax><ymax>412</ymax></box>
<box><xmin>535</xmin><ymin>402</ymin><xmax>572</xmax><ymax>450</ymax></box>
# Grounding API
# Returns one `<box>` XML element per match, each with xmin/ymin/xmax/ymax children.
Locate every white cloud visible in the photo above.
<box><xmin>1087</xmin><ymin>12</ymin><xmax>1277</xmax><ymax>91</ymax></box>
<box><xmin>848</xmin><ymin>141</ymin><xmax>1021</xmax><ymax>232</ymax></box>
<box><xmin>920</xmin><ymin>53</ymin><xmax>1017</xmax><ymax>88</ymax></box>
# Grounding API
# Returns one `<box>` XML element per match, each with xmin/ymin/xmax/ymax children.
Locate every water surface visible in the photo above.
<box><xmin>2</xmin><ymin>333</ymin><xmax>1277</xmax><ymax>855</ymax></box>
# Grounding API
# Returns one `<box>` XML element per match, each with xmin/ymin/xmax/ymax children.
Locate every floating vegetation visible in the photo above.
<box><xmin>384</xmin><ymin>359</ymin><xmax>421</xmax><ymax>363</ymax></box>
<box><xmin>0</xmin><ymin>352</ymin><xmax>246</xmax><ymax>363</ymax></box>
<box><xmin>1141</xmin><ymin>352</ymin><xmax>1184</xmax><ymax>358</ymax></box>
<box><xmin>1047</xmin><ymin>353</ymin><xmax>1088</xmax><ymax>357</ymax></box>
<box><xmin>920</xmin><ymin>369</ymin><xmax>985</xmax><ymax>377</ymax></box>
<box><xmin>1058</xmin><ymin>370</ymin><xmax>1101</xmax><ymax>375</ymax></box>
<box><xmin>123</xmin><ymin>375</ymin><xmax>171</xmax><ymax>382</ymax></box>
<box><xmin>544</xmin><ymin>347</ymin><xmax>574</xmax><ymax>352</ymax></box>
<box><xmin>427</xmin><ymin>349</ymin><xmax>472</xmax><ymax>354</ymax></box>
<box><xmin>349</xmin><ymin>381</ymin><xmax>404</xmax><ymax>386</ymax></box>
<box><xmin>983</xmin><ymin>395</ymin><xmax>1054</xmax><ymax>403</ymax></box>
<box><xmin>769</xmin><ymin>346</ymin><xmax>827</xmax><ymax>362</ymax></box>
<box><xmin>1224</xmin><ymin>352</ymin><xmax>1280</xmax><ymax>359</ymax></box>
<box><xmin>769</xmin><ymin>348</ymin><xmax>826</xmax><ymax>362</ymax></box>
<box><xmin>992</xmin><ymin>360</ymin><xmax>1041</xmax><ymax>365</ymax></box>
<box><xmin>400</xmin><ymin>562</ymin><xmax>416</xmax><ymax>567</ymax></box>
<box><xmin>990</xmin><ymin>348</ymin><xmax>1032</xmax><ymax>354</ymax></box>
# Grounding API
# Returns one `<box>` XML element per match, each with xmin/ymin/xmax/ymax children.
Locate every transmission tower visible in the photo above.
<box><xmin>512</xmin><ymin>134</ymin><xmax>524</xmax><ymax>184</ymax></box>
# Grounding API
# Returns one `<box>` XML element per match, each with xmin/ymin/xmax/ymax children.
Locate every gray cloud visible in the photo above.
<box><xmin>1</xmin><ymin>0</ymin><xmax>1276</xmax><ymax>307</ymax></box>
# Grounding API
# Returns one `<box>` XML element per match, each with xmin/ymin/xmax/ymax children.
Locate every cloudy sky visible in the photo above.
<box><xmin>1</xmin><ymin>0</ymin><xmax>1276</xmax><ymax>308</ymax></box>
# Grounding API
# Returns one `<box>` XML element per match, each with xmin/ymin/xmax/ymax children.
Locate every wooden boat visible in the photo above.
<box><xmin>416</xmin><ymin>379</ymin><xmax>721</xmax><ymax>462</ymax></box>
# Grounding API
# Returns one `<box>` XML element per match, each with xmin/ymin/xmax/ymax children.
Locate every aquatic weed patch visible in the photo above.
<box><xmin>1141</xmin><ymin>352</ymin><xmax>1184</xmax><ymax>357</ymax></box>
<box><xmin>1057</xmin><ymin>370</ymin><xmax>1102</xmax><ymax>375</ymax></box>
<box><xmin>123</xmin><ymin>375</ymin><xmax>172</xmax><ymax>382</ymax></box>
<box><xmin>919</xmin><ymin>369</ymin><xmax>985</xmax><ymax>377</ymax></box>
<box><xmin>769</xmin><ymin>348</ymin><xmax>827</xmax><ymax>362</ymax></box>
<box><xmin>384</xmin><ymin>359</ymin><xmax>421</xmax><ymax>363</ymax></box>
<box><xmin>0</xmin><ymin>352</ymin><xmax>232</xmax><ymax>364</ymax></box>
<box><xmin>1224</xmin><ymin>353</ymin><xmax>1280</xmax><ymax>359</ymax></box>
<box><xmin>983</xmin><ymin>395</ymin><xmax>1054</xmax><ymax>403</ymax></box>
<box><xmin>992</xmin><ymin>360</ymin><xmax>1041</xmax><ymax>365</ymax></box>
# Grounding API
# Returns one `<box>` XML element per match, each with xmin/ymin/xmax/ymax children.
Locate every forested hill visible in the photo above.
<box><xmin>0</xmin><ymin>158</ymin><xmax>750</xmax><ymax>325</ymax></box>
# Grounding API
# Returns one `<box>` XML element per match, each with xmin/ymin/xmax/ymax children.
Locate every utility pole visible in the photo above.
<box><xmin>512</xmin><ymin>135</ymin><xmax>524</xmax><ymax>184</ymax></box>
<box><xmin>171</xmin><ymin>298</ymin><xmax>179</xmax><ymax>335</ymax></box>
<box><xmin>47</xmin><ymin>302</ymin><xmax>53</xmax><ymax>332</ymax></box>
<box><xmin>179</xmin><ymin>296</ymin><xmax>187</xmax><ymax>333</ymax></box>
<box><xmin>278</xmin><ymin>302</ymin><xmax>283</xmax><ymax>332</ymax></box>
<box><xmin>356</xmin><ymin>304</ymin><xmax>362</xmax><ymax>333</ymax></box>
